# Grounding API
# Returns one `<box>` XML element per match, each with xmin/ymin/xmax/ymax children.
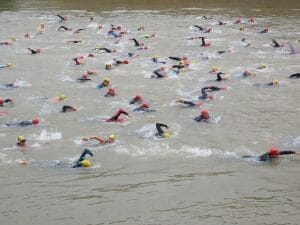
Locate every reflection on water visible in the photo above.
<box><xmin>1</xmin><ymin>0</ymin><xmax>300</xmax><ymax>15</ymax></box>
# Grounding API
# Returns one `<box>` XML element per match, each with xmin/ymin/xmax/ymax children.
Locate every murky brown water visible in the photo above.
<box><xmin>0</xmin><ymin>1</ymin><xmax>300</xmax><ymax>225</ymax></box>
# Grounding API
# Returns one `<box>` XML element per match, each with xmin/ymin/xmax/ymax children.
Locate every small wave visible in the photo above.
<box><xmin>32</xmin><ymin>129</ymin><xmax>62</xmax><ymax>142</ymax></box>
<box><xmin>292</xmin><ymin>136</ymin><xmax>300</xmax><ymax>147</ymax></box>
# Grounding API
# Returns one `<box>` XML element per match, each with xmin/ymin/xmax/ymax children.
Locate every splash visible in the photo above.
<box><xmin>32</xmin><ymin>129</ymin><xmax>62</xmax><ymax>142</ymax></box>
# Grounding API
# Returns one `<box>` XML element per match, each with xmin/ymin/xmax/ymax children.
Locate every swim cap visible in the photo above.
<box><xmin>109</xmin><ymin>134</ymin><xmax>116</xmax><ymax>141</ymax></box>
<box><xmin>105</xmin><ymin>64</ymin><xmax>112</xmax><ymax>70</ymax></box>
<box><xmin>123</xmin><ymin>60</ymin><xmax>129</xmax><ymax>64</ymax></box>
<box><xmin>107</xmin><ymin>88</ymin><xmax>115</xmax><ymax>95</ymax></box>
<box><xmin>182</xmin><ymin>56</ymin><xmax>188</xmax><ymax>60</ymax></box>
<box><xmin>134</xmin><ymin>95</ymin><xmax>142</xmax><ymax>101</ymax></box>
<box><xmin>103</xmin><ymin>77</ymin><xmax>110</xmax><ymax>83</ymax></box>
<box><xmin>7</xmin><ymin>63</ymin><xmax>12</xmax><ymax>67</ymax></box>
<box><xmin>269</xmin><ymin>147</ymin><xmax>279</xmax><ymax>157</ymax></box>
<box><xmin>82</xmin><ymin>74</ymin><xmax>88</xmax><ymax>79</ymax></box>
<box><xmin>0</xmin><ymin>98</ymin><xmax>3</xmax><ymax>105</ymax></box>
<box><xmin>162</xmin><ymin>132</ymin><xmax>171</xmax><ymax>138</ymax></box>
<box><xmin>58</xmin><ymin>94</ymin><xmax>66</xmax><ymax>101</ymax></box>
<box><xmin>80</xmin><ymin>159</ymin><xmax>92</xmax><ymax>167</ymax></box>
<box><xmin>32</xmin><ymin>118</ymin><xmax>39</xmax><ymax>125</ymax></box>
<box><xmin>222</xmin><ymin>74</ymin><xmax>229</xmax><ymax>80</ymax></box>
<box><xmin>11</xmin><ymin>36</ymin><xmax>16</xmax><ymax>41</ymax></box>
<box><xmin>141</xmin><ymin>103</ymin><xmax>149</xmax><ymax>109</ymax></box>
<box><xmin>88</xmin><ymin>53</ymin><xmax>94</xmax><ymax>57</ymax></box>
<box><xmin>272</xmin><ymin>80</ymin><xmax>279</xmax><ymax>85</ymax></box>
<box><xmin>201</xmin><ymin>109</ymin><xmax>209</xmax><ymax>119</ymax></box>
<box><xmin>36</xmin><ymin>48</ymin><xmax>41</xmax><ymax>53</ymax></box>
<box><xmin>17</xmin><ymin>135</ymin><xmax>26</xmax><ymax>142</ymax></box>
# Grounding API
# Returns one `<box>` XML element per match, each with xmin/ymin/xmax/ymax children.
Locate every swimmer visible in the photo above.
<box><xmin>151</xmin><ymin>67</ymin><xmax>167</xmax><ymax>78</ymax></box>
<box><xmin>82</xmin><ymin>134</ymin><xmax>116</xmax><ymax>144</ymax></box>
<box><xmin>198</xmin><ymin>88</ymin><xmax>215</xmax><ymax>100</ymax></box>
<box><xmin>130</xmin><ymin>38</ymin><xmax>143</xmax><ymax>47</ymax></box>
<box><xmin>73</xmin><ymin>28</ymin><xmax>86</xmax><ymax>34</ymax></box>
<box><xmin>106</xmin><ymin>109</ymin><xmax>131</xmax><ymax>122</ymax></box>
<box><xmin>113</xmin><ymin>59</ymin><xmax>129</xmax><ymax>65</ymax></box>
<box><xmin>200</xmin><ymin>37</ymin><xmax>211</xmax><ymax>47</ymax></box>
<box><xmin>259</xmin><ymin>27</ymin><xmax>269</xmax><ymax>34</ymax></box>
<box><xmin>0</xmin><ymin>63</ymin><xmax>12</xmax><ymax>69</ymax></box>
<box><xmin>67</xmin><ymin>39</ymin><xmax>83</xmax><ymax>44</ymax></box>
<box><xmin>97</xmin><ymin>78</ymin><xmax>110</xmax><ymax>89</ymax></box>
<box><xmin>27</xmin><ymin>48</ymin><xmax>41</xmax><ymax>54</ymax></box>
<box><xmin>0</xmin><ymin>98</ymin><xmax>14</xmax><ymax>107</ymax></box>
<box><xmin>129</xmin><ymin>95</ymin><xmax>143</xmax><ymax>104</ymax></box>
<box><xmin>175</xmin><ymin>99</ymin><xmax>203</xmax><ymax>107</ymax></box>
<box><xmin>93</xmin><ymin>47</ymin><xmax>116</xmax><ymax>53</ymax></box>
<box><xmin>133</xmin><ymin>103</ymin><xmax>156</xmax><ymax>112</ymax></box>
<box><xmin>57</xmin><ymin>14</ymin><xmax>67</xmax><ymax>22</ymax></box>
<box><xmin>2</xmin><ymin>80</ymin><xmax>18</xmax><ymax>88</ymax></box>
<box><xmin>105</xmin><ymin>64</ymin><xmax>113</xmax><ymax>70</ymax></box>
<box><xmin>76</xmin><ymin>74</ymin><xmax>92</xmax><ymax>82</ymax></box>
<box><xmin>57</xmin><ymin>25</ymin><xmax>72</xmax><ymax>31</ymax></box>
<box><xmin>73</xmin><ymin>57</ymin><xmax>84</xmax><ymax>65</ymax></box>
<box><xmin>5</xmin><ymin>118</ymin><xmax>39</xmax><ymax>127</ymax></box>
<box><xmin>0</xmin><ymin>41</ymin><xmax>13</xmax><ymax>45</ymax></box>
<box><xmin>187</xmin><ymin>36</ymin><xmax>203</xmax><ymax>40</ymax></box>
<box><xmin>72</xmin><ymin>149</ymin><xmax>93</xmax><ymax>168</ymax></box>
<box><xmin>286</xmin><ymin>43</ymin><xmax>299</xmax><ymax>55</ymax></box>
<box><xmin>155</xmin><ymin>123</ymin><xmax>170</xmax><ymax>138</ymax></box>
<box><xmin>265</xmin><ymin>80</ymin><xmax>280</xmax><ymax>86</ymax></box>
<box><xmin>107</xmin><ymin>30</ymin><xmax>119</xmax><ymax>38</ymax></box>
<box><xmin>61</xmin><ymin>105</ymin><xmax>76</xmax><ymax>112</ymax></box>
<box><xmin>272</xmin><ymin>39</ymin><xmax>282</xmax><ymax>48</ymax></box>
<box><xmin>248</xmin><ymin>16</ymin><xmax>255</xmax><ymax>23</ymax></box>
<box><xmin>37</xmin><ymin>23</ymin><xmax>45</xmax><ymax>35</ymax></box>
<box><xmin>194</xmin><ymin>109</ymin><xmax>210</xmax><ymax>122</ymax></box>
<box><xmin>194</xmin><ymin>25</ymin><xmax>205</xmax><ymax>31</ymax></box>
<box><xmin>204</xmin><ymin>28</ymin><xmax>212</xmax><ymax>33</ymax></box>
<box><xmin>203</xmin><ymin>15</ymin><xmax>213</xmax><ymax>20</ymax></box>
<box><xmin>139</xmin><ymin>33</ymin><xmax>157</xmax><ymax>38</ymax></box>
<box><xmin>168</xmin><ymin>56</ymin><xmax>185</xmax><ymax>61</ymax></box>
<box><xmin>151</xmin><ymin>56</ymin><xmax>166</xmax><ymax>64</ymax></box>
<box><xmin>257</xmin><ymin>64</ymin><xmax>267</xmax><ymax>70</ymax></box>
<box><xmin>216</xmin><ymin>72</ymin><xmax>228</xmax><ymax>82</ymax></box>
<box><xmin>104</xmin><ymin>88</ymin><xmax>116</xmax><ymax>97</ymax></box>
<box><xmin>128</xmin><ymin>52</ymin><xmax>139</xmax><ymax>58</ymax></box>
<box><xmin>16</xmin><ymin>135</ymin><xmax>27</xmax><ymax>147</ymax></box>
<box><xmin>202</xmin><ymin>85</ymin><xmax>227</xmax><ymax>92</ymax></box>
<box><xmin>243</xmin><ymin>70</ymin><xmax>256</xmax><ymax>78</ymax></box>
<box><xmin>138</xmin><ymin>25</ymin><xmax>144</xmax><ymax>31</ymax></box>
<box><xmin>234</xmin><ymin>18</ymin><xmax>242</xmax><ymax>24</ymax></box>
<box><xmin>218</xmin><ymin>21</ymin><xmax>227</xmax><ymax>25</ymax></box>
<box><xmin>289</xmin><ymin>73</ymin><xmax>300</xmax><ymax>79</ymax></box>
<box><xmin>243</xmin><ymin>147</ymin><xmax>300</xmax><ymax>162</ymax></box>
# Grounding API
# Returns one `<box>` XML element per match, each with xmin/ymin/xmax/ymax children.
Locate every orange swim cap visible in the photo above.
<box><xmin>32</xmin><ymin>118</ymin><xmax>39</xmax><ymax>125</ymax></box>
<box><xmin>201</xmin><ymin>109</ymin><xmax>209</xmax><ymax>119</ymax></box>
<box><xmin>269</xmin><ymin>147</ymin><xmax>279</xmax><ymax>157</ymax></box>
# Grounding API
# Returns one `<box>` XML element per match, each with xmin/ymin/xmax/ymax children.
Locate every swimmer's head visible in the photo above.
<box><xmin>11</xmin><ymin>36</ymin><xmax>16</xmax><ymax>41</ymax></box>
<box><xmin>123</xmin><ymin>59</ymin><xmax>129</xmax><ymax>64</ymax></box>
<box><xmin>7</xmin><ymin>63</ymin><xmax>12</xmax><ymax>67</ymax></box>
<box><xmin>210</xmin><ymin>66</ymin><xmax>218</xmax><ymax>73</ymax></box>
<box><xmin>201</xmin><ymin>109</ymin><xmax>209</xmax><ymax>119</ymax></box>
<box><xmin>62</xmin><ymin>105</ymin><xmax>76</xmax><ymax>112</ymax></box>
<box><xmin>32</xmin><ymin>118</ymin><xmax>39</xmax><ymax>125</ymax></box>
<box><xmin>108</xmin><ymin>134</ymin><xmax>116</xmax><ymax>142</ymax></box>
<box><xmin>162</xmin><ymin>132</ymin><xmax>171</xmax><ymax>138</ymax></box>
<box><xmin>239</xmin><ymin>26</ymin><xmax>245</xmax><ymax>31</ymax></box>
<box><xmin>140</xmin><ymin>103</ymin><xmax>149</xmax><ymax>109</ymax></box>
<box><xmin>182</xmin><ymin>56</ymin><xmax>188</xmax><ymax>60</ymax></box>
<box><xmin>82</xmin><ymin>74</ymin><xmax>88</xmax><ymax>79</ymax></box>
<box><xmin>40</xmin><ymin>22</ymin><xmax>45</xmax><ymax>28</ymax></box>
<box><xmin>36</xmin><ymin>48</ymin><xmax>41</xmax><ymax>53</ymax></box>
<box><xmin>0</xmin><ymin>98</ymin><xmax>3</xmax><ymax>106</ymax></box>
<box><xmin>103</xmin><ymin>78</ymin><xmax>110</xmax><ymax>85</ymax></box>
<box><xmin>17</xmin><ymin>135</ymin><xmax>26</xmax><ymax>143</ymax></box>
<box><xmin>88</xmin><ymin>53</ymin><xmax>94</xmax><ymax>57</ymax></box>
<box><xmin>105</xmin><ymin>64</ymin><xmax>112</xmax><ymax>70</ymax></box>
<box><xmin>107</xmin><ymin>88</ymin><xmax>116</xmax><ymax>96</ymax></box>
<box><xmin>58</xmin><ymin>94</ymin><xmax>66</xmax><ymax>101</ymax></box>
<box><xmin>269</xmin><ymin>147</ymin><xmax>279</xmax><ymax>158</ymax></box>
<box><xmin>80</xmin><ymin>159</ymin><xmax>92</xmax><ymax>167</ymax></box>
<box><xmin>130</xmin><ymin>95</ymin><xmax>142</xmax><ymax>104</ymax></box>
<box><xmin>272</xmin><ymin>80</ymin><xmax>279</xmax><ymax>85</ymax></box>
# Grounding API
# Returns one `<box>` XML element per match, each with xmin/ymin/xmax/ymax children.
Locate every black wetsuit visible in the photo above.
<box><xmin>258</xmin><ymin>151</ymin><xmax>296</xmax><ymax>161</ymax></box>
<box><xmin>194</xmin><ymin>115</ymin><xmax>209</xmax><ymax>122</ymax></box>
<box><xmin>155</xmin><ymin>123</ymin><xmax>168</xmax><ymax>137</ymax></box>
<box><xmin>76</xmin><ymin>77</ymin><xmax>92</xmax><ymax>82</ymax></box>
<box><xmin>169</xmin><ymin>56</ymin><xmax>182</xmax><ymax>61</ymax></box>
<box><xmin>272</xmin><ymin>39</ymin><xmax>281</xmax><ymax>48</ymax></box>
<box><xmin>216</xmin><ymin>72</ymin><xmax>225</xmax><ymax>82</ymax></box>
<box><xmin>106</xmin><ymin>109</ymin><xmax>129</xmax><ymax>122</ymax></box>
<box><xmin>72</xmin><ymin>149</ymin><xmax>93</xmax><ymax>168</ymax></box>
<box><xmin>151</xmin><ymin>57</ymin><xmax>166</xmax><ymax>64</ymax></box>
<box><xmin>202</xmin><ymin>86</ymin><xmax>222</xmax><ymax>92</ymax></box>
<box><xmin>172</xmin><ymin>64</ymin><xmax>185</xmax><ymax>70</ymax></box>
<box><xmin>28</xmin><ymin>48</ymin><xmax>39</xmax><ymax>54</ymax></box>
<box><xmin>5</xmin><ymin>121</ymin><xmax>34</xmax><ymax>127</ymax></box>
<box><xmin>61</xmin><ymin>105</ymin><xmax>75</xmax><ymax>112</ymax></box>
<box><xmin>58</xmin><ymin>25</ymin><xmax>69</xmax><ymax>31</ymax></box>
<box><xmin>179</xmin><ymin>100</ymin><xmax>197</xmax><ymax>107</ymax></box>
<box><xmin>1</xmin><ymin>99</ymin><xmax>13</xmax><ymax>105</ymax></box>
<box><xmin>95</xmin><ymin>48</ymin><xmax>113</xmax><ymax>53</ymax></box>
<box><xmin>57</xmin><ymin>14</ymin><xmax>66</xmax><ymax>22</ymax></box>
<box><xmin>131</xmin><ymin>38</ymin><xmax>140</xmax><ymax>47</ymax></box>
<box><xmin>153</xmin><ymin>69</ymin><xmax>166</xmax><ymax>78</ymax></box>
<box><xmin>289</xmin><ymin>73</ymin><xmax>300</xmax><ymax>79</ymax></box>
<box><xmin>198</xmin><ymin>89</ymin><xmax>208</xmax><ymax>100</ymax></box>
<box><xmin>194</xmin><ymin>25</ymin><xmax>204</xmax><ymax>31</ymax></box>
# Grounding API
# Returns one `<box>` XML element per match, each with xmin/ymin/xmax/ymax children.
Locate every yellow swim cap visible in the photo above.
<box><xmin>222</xmin><ymin>74</ymin><xmax>229</xmax><ymax>80</ymax></box>
<box><xmin>81</xmin><ymin>159</ymin><xmax>92</xmax><ymax>167</ymax></box>
<box><xmin>273</xmin><ymin>80</ymin><xmax>279</xmax><ymax>85</ymax></box>
<box><xmin>58</xmin><ymin>94</ymin><xmax>66</xmax><ymax>101</ymax></box>
<box><xmin>103</xmin><ymin>77</ymin><xmax>110</xmax><ymax>82</ymax></box>
<box><xmin>11</xmin><ymin>36</ymin><xmax>16</xmax><ymax>41</ymax></box>
<box><xmin>7</xmin><ymin>63</ymin><xmax>12</xmax><ymax>67</ymax></box>
<box><xmin>109</xmin><ymin>134</ymin><xmax>116</xmax><ymax>141</ymax></box>
<box><xmin>17</xmin><ymin>135</ymin><xmax>26</xmax><ymax>142</ymax></box>
<box><xmin>162</xmin><ymin>132</ymin><xmax>171</xmax><ymax>138</ymax></box>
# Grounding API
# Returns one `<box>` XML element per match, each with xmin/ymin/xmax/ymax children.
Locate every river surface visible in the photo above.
<box><xmin>0</xmin><ymin>1</ymin><xmax>300</xmax><ymax>225</ymax></box>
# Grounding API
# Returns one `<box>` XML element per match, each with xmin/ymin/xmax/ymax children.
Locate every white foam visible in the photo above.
<box><xmin>32</xmin><ymin>129</ymin><xmax>62</xmax><ymax>142</ymax></box>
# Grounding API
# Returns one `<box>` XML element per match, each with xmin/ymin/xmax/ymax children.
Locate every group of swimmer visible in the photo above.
<box><xmin>1</xmin><ymin>13</ymin><xmax>299</xmax><ymax>168</ymax></box>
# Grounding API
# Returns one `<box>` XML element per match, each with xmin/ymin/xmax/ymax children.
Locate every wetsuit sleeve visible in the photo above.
<box><xmin>258</xmin><ymin>153</ymin><xmax>270</xmax><ymax>161</ymax></box>
<box><xmin>216</xmin><ymin>73</ymin><xmax>222</xmax><ymax>81</ymax></box>
<box><xmin>279</xmin><ymin>151</ymin><xmax>296</xmax><ymax>155</ymax></box>
<box><xmin>156</xmin><ymin>123</ymin><xmax>168</xmax><ymax>134</ymax></box>
<box><xmin>168</xmin><ymin>56</ymin><xmax>181</xmax><ymax>61</ymax></box>
<box><xmin>182</xmin><ymin>101</ymin><xmax>196</xmax><ymax>106</ymax></box>
<box><xmin>194</xmin><ymin>116</ymin><xmax>202</xmax><ymax>122</ymax></box>
<box><xmin>19</xmin><ymin>121</ymin><xmax>33</xmax><ymax>126</ymax></box>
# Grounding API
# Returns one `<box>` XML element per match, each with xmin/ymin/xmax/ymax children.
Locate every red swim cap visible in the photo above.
<box><xmin>201</xmin><ymin>109</ymin><xmax>209</xmax><ymax>119</ymax></box>
<box><xmin>88</xmin><ymin>53</ymin><xmax>94</xmax><ymax>57</ymax></box>
<box><xmin>108</xmin><ymin>88</ymin><xmax>115</xmax><ymax>95</ymax></box>
<box><xmin>123</xmin><ymin>60</ymin><xmax>129</xmax><ymax>64</ymax></box>
<box><xmin>269</xmin><ymin>147</ymin><xmax>279</xmax><ymax>157</ymax></box>
<box><xmin>134</xmin><ymin>95</ymin><xmax>142</xmax><ymax>101</ymax></box>
<box><xmin>0</xmin><ymin>98</ymin><xmax>4</xmax><ymax>105</ymax></box>
<box><xmin>182</xmin><ymin>56</ymin><xmax>188</xmax><ymax>60</ymax></box>
<box><xmin>82</xmin><ymin>74</ymin><xmax>88</xmax><ymax>79</ymax></box>
<box><xmin>141</xmin><ymin>103</ymin><xmax>149</xmax><ymax>109</ymax></box>
<box><xmin>32</xmin><ymin>118</ymin><xmax>39</xmax><ymax>125</ymax></box>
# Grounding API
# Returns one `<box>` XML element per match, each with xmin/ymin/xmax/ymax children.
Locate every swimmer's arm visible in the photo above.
<box><xmin>82</xmin><ymin>136</ymin><xmax>106</xmax><ymax>144</ymax></box>
<box><xmin>279</xmin><ymin>151</ymin><xmax>296</xmax><ymax>155</ymax></box>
